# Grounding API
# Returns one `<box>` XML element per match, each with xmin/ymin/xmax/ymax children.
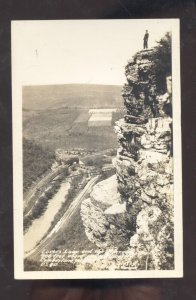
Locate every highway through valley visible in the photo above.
<box><xmin>24</xmin><ymin>175</ymin><xmax>99</xmax><ymax>262</ymax></box>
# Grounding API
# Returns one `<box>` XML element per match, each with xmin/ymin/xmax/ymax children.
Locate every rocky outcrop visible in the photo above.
<box><xmin>81</xmin><ymin>175</ymin><xmax>134</xmax><ymax>249</ymax></box>
<box><xmin>81</xmin><ymin>47</ymin><xmax>174</xmax><ymax>270</ymax></box>
<box><xmin>114</xmin><ymin>48</ymin><xmax>174</xmax><ymax>269</ymax></box>
<box><xmin>55</xmin><ymin>149</ymin><xmax>79</xmax><ymax>165</ymax></box>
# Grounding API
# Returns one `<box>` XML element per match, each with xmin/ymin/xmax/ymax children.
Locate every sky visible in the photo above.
<box><xmin>12</xmin><ymin>19</ymin><xmax>174</xmax><ymax>86</ymax></box>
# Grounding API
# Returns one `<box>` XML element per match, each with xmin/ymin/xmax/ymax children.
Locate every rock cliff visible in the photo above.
<box><xmin>81</xmin><ymin>45</ymin><xmax>174</xmax><ymax>270</ymax></box>
<box><xmin>81</xmin><ymin>175</ymin><xmax>134</xmax><ymax>249</ymax></box>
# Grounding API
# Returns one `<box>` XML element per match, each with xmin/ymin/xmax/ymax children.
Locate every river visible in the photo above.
<box><xmin>24</xmin><ymin>180</ymin><xmax>70</xmax><ymax>254</ymax></box>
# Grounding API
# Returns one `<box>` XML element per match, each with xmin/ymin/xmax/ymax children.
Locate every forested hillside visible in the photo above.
<box><xmin>23</xmin><ymin>138</ymin><xmax>54</xmax><ymax>191</ymax></box>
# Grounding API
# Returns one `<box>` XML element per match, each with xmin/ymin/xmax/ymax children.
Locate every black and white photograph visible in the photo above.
<box><xmin>12</xmin><ymin>19</ymin><xmax>182</xmax><ymax>279</ymax></box>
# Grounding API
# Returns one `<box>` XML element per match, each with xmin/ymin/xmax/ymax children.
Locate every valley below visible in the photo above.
<box><xmin>23</xmin><ymin>84</ymin><xmax>122</xmax><ymax>271</ymax></box>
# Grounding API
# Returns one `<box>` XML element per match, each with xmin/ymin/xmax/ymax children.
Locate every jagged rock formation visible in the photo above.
<box><xmin>81</xmin><ymin>175</ymin><xmax>134</xmax><ymax>249</ymax></box>
<box><xmin>113</xmin><ymin>48</ymin><xmax>174</xmax><ymax>269</ymax></box>
<box><xmin>81</xmin><ymin>47</ymin><xmax>174</xmax><ymax>270</ymax></box>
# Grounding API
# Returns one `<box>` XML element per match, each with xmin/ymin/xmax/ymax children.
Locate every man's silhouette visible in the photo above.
<box><xmin>143</xmin><ymin>30</ymin><xmax>149</xmax><ymax>49</ymax></box>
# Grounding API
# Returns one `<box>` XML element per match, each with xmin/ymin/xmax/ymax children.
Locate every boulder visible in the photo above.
<box><xmin>80</xmin><ymin>175</ymin><xmax>134</xmax><ymax>249</ymax></box>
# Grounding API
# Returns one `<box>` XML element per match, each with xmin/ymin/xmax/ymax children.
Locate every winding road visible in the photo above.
<box><xmin>24</xmin><ymin>166</ymin><xmax>68</xmax><ymax>217</ymax></box>
<box><xmin>24</xmin><ymin>175</ymin><xmax>99</xmax><ymax>261</ymax></box>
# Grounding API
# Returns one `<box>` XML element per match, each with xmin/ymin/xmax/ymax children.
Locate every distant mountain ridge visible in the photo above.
<box><xmin>23</xmin><ymin>84</ymin><xmax>123</xmax><ymax>110</ymax></box>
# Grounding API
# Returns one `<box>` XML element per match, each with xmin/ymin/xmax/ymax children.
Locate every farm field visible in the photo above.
<box><xmin>23</xmin><ymin>84</ymin><xmax>124</xmax><ymax>203</ymax></box>
<box><xmin>23</xmin><ymin>107</ymin><xmax>124</xmax><ymax>152</ymax></box>
<box><xmin>23</xmin><ymin>84</ymin><xmax>124</xmax><ymax>151</ymax></box>
<box><xmin>22</xmin><ymin>84</ymin><xmax>125</xmax><ymax>270</ymax></box>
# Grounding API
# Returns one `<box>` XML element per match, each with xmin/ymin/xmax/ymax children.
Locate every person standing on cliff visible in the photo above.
<box><xmin>143</xmin><ymin>30</ymin><xmax>149</xmax><ymax>49</ymax></box>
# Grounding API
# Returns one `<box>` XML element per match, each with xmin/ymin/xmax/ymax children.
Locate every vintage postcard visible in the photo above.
<box><xmin>12</xmin><ymin>19</ymin><xmax>182</xmax><ymax>279</ymax></box>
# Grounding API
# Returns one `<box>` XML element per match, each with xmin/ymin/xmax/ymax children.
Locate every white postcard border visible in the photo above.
<box><xmin>12</xmin><ymin>19</ymin><xmax>183</xmax><ymax>279</ymax></box>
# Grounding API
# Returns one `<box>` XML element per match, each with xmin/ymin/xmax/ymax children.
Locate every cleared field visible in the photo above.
<box><xmin>23</xmin><ymin>108</ymin><xmax>79</xmax><ymax>150</ymax></box>
<box><xmin>23</xmin><ymin>84</ymin><xmax>125</xmax><ymax>151</ymax></box>
<box><xmin>23</xmin><ymin>107</ymin><xmax>122</xmax><ymax>152</ymax></box>
<box><xmin>74</xmin><ymin>111</ymin><xmax>89</xmax><ymax>123</ymax></box>
<box><xmin>70</xmin><ymin>123</ymin><xmax>88</xmax><ymax>135</ymax></box>
<box><xmin>88</xmin><ymin>113</ymin><xmax>112</xmax><ymax>127</ymax></box>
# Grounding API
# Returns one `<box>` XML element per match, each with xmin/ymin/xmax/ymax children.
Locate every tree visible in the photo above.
<box><xmin>153</xmin><ymin>32</ymin><xmax>172</xmax><ymax>93</ymax></box>
<box><xmin>23</xmin><ymin>138</ymin><xmax>54</xmax><ymax>190</ymax></box>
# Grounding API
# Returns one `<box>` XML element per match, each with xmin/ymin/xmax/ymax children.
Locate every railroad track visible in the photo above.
<box><xmin>24</xmin><ymin>175</ymin><xmax>99</xmax><ymax>261</ymax></box>
<box><xmin>24</xmin><ymin>166</ymin><xmax>68</xmax><ymax>216</ymax></box>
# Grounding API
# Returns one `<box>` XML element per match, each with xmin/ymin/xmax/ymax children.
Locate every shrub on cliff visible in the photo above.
<box><xmin>153</xmin><ymin>32</ymin><xmax>172</xmax><ymax>93</ymax></box>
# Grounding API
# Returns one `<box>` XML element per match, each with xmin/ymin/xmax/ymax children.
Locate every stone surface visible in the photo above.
<box><xmin>81</xmin><ymin>47</ymin><xmax>174</xmax><ymax>270</ymax></box>
<box><xmin>90</xmin><ymin>175</ymin><xmax>120</xmax><ymax>207</ymax></box>
<box><xmin>115</xmin><ymin>49</ymin><xmax>174</xmax><ymax>269</ymax></box>
<box><xmin>80</xmin><ymin>175</ymin><xmax>134</xmax><ymax>249</ymax></box>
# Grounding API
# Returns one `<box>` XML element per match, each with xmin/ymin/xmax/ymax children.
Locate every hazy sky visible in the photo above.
<box><xmin>12</xmin><ymin>20</ymin><xmax>173</xmax><ymax>86</ymax></box>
